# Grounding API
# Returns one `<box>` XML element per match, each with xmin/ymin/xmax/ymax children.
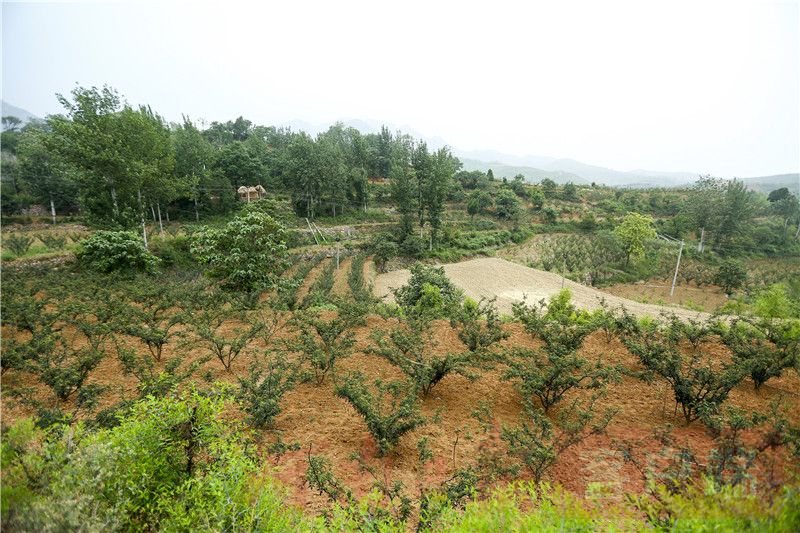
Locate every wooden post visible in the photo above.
<box><xmin>306</xmin><ymin>218</ymin><xmax>319</xmax><ymax>245</ymax></box>
<box><xmin>670</xmin><ymin>240</ymin><xmax>684</xmax><ymax>297</ymax></box>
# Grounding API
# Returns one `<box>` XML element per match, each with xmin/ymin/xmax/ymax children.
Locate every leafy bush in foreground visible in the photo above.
<box><xmin>1</xmin><ymin>392</ymin><xmax>311</xmax><ymax>532</ymax></box>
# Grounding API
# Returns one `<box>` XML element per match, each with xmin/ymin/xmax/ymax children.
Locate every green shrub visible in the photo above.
<box><xmin>302</xmin><ymin>258</ymin><xmax>336</xmax><ymax>308</ymax></box>
<box><xmin>348</xmin><ymin>253</ymin><xmax>373</xmax><ymax>302</ymax></box>
<box><xmin>394</xmin><ymin>263</ymin><xmax>464</xmax><ymax>319</ymax></box>
<box><xmin>4</xmin><ymin>233</ymin><xmax>35</xmax><ymax>256</ymax></box>
<box><xmin>335</xmin><ymin>372</ymin><xmax>425</xmax><ymax>456</ymax></box>
<box><xmin>237</xmin><ymin>353</ymin><xmax>298</xmax><ymax>428</ymax></box>
<box><xmin>369</xmin><ymin>317</ymin><xmax>475</xmax><ymax>397</ymax></box>
<box><xmin>720</xmin><ymin>318</ymin><xmax>800</xmax><ymax>390</ymax></box>
<box><xmin>77</xmin><ymin>230</ymin><xmax>160</xmax><ymax>273</ymax></box>
<box><xmin>149</xmin><ymin>235</ymin><xmax>194</xmax><ymax>268</ymax></box>
<box><xmin>286</xmin><ymin>304</ymin><xmax>362</xmax><ymax>385</ymax></box>
<box><xmin>37</xmin><ymin>233</ymin><xmax>68</xmax><ymax>250</ymax></box>
<box><xmin>191</xmin><ymin>210</ymin><xmax>289</xmax><ymax>292</ymax></box>
<box><xmin>501</xmin><ymin>401</ymin><xmax>615</xmax><ymax>484</ymax></box>
<box><xmin>620</xmin><ymin>314</ymin><xmax>747</xmax><ymax>423</ymax></box>
<box><xmin>181</xmin><ymin>293</ymin><xmax>263</xmax><ymax>372</ymax></box>
<box><xmin>714</xmin><ymin>259</ymin><xmax>748</xmax><ymax>295</ymax></box>
<box><xmin>1</xmin><ymin>392</ymin><xmax>312</xmax><ymax>532</ymax></box>
<box><xmin>453</xmin><ymin>298</ymin><xmax>508</xmax><ymax>355</ymax></box>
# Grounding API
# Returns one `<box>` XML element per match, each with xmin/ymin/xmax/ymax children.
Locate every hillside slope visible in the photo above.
<box><xmin>374</xmin><ymin>257</ymin><xmax>710</xmax><ymax>320</ymax></box>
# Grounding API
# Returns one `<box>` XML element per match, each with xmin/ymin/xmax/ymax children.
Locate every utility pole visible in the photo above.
<box><xmin>670</xmin><ymin>240</ymin><xmax>684</xmax><ymax>297</ymax></box>
<box><xmin>658</xmin><ymin>233</ymin><xmax>683</xmax><ymax>298</ymax></box>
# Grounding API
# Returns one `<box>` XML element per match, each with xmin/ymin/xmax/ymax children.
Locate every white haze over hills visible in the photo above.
<box><xmin>3</xmin><ymin>100</ymin><xmax>797</xmax><ymax>192</ymax></box>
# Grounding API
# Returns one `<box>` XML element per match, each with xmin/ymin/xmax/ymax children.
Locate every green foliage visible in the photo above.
<box><xmin>466</xmin><ymin>190</ymin><xmax>493</xmax><ymax>217</ymax></box>
<box><xmin>393</xmin><ymin>263</ymin><xmax>464</xmax><ymax>319</ymax></box>
<box><xmin>501</xmin><ymin>400</ymin><xmax>615</xmax><ymax>483</ymax></box>
<box><xmin>754</xmin><ymin>284</ymin><xmax>795</xmax><ymax>319</ymax></box>
<box><xmin>335</xmin><ymin>372</ymin><xmax>425</xmax><ymax>456</ymax></box>
<box><xmin>348</xmin><ymin>253</ymin><xmax>373</xmax><ymax>302</ymax></box>
<box><xmin>191</xmin><ymin>209</ymin><xmax>289</xmax><ymax>292</ymax></box>
<box><xmin>503</xmin><ymin>346</ymin><xmax>618</xmax><ymax>414</ymax></box>
<box><xmin>302</xmin><ymin>258</ymin><xmax>336</xmax><ymax>308</ymax></box>
<box><xmin>372</xmin><ymin>234</ymin><xmax>399</xmax><ymax>272</ymax></box>
<box><xmin>620</xmin><ymin>313</ymin><xmax>747</xmax><ymax>423</ymax></box>
<box><xmin>529</xmin><ymin>187</ymin><xmax>545</xmax><ymax>209</ymax></box>
<box><xmin>286</xmin><ymin>304</ymin><xmax>362</xmax><ymax>385</ymax></box>
<box><xmin>115</xmin><ymin>277</ymin><xmax>184</xmax><ymax>361</ymax></box>
<box><xmin>561</xmin><ymin>182</ymin><xmax>579</xmax><ymax>202</ymax></box>
<box><xmin>4</xmin><ymin>233</ymin><xmax>35</xmax><ymax>256</ymax></box>
<box><xmin>506</xmin><ymin>291</ymin><xmax>617</xmax><ymax>413</ymax></box>
<box><xmin>181</xmin><ymin>294</ymin><xmax>263</xmax><ymax>371</ymax></box>
<box><xmin>274</xmin><ymin>253</ymin><xmax>325</xmax><ymax>310</ymax></box>
<box><xmin>369</xmin><ymin>318</ymin><xmax>475</xmax><ymax>397</ymax></box>
<box><xmin>714</xmin><ymin>259</ymin><xmax>747</xmax><ymax>295</ymax></box>
<box><xmin>494</xmin><ymin>189</ymin><xmax>521</xmax><ymax>220</ymax></box>
<box><xmin>77</xmin><ymin>230</ymin><xmax>160</xmax><ymax>273</ymax></box>
<box><xmin>535</xmin><ymin>233</ymin><xmax>628</xmax><ymax>285</ymax></box>
<box><xmin>237</xmin><ymin>353</ymin><xmax>298</xmax><ymax>428</ymax></box>
<box><xmin>614</xmin><ymin>212</ymin><xmax>657</xmax><ymax>264</ymax></box>
<box><xmin>305</xmin><ymin>453</ymin><xmax>353</xmax><ymax>503</ymax></box>
<box><xmin>1</xmin><ymin>392</ymin><xmax>311</xmax><ymax>532</ymax></box>
<box><xmin>37</xmin><ymin>233</ymin><xmax>68</xmax><ymax>250</ymax></box>
<box><xmin>453</xmin><ymin>298</ymin><xmax>509</xmax><ymax>355</ymax></box>
<box><xmin>720</xmin><ymin>318</ymin><xmax>799</xmax><ymax>389</ymax></box>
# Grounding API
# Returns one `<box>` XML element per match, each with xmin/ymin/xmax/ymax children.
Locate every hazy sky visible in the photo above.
<box><xmin>2</xmin><ymin>0</ymin><xmax>799</xmax><ymax>176</ymax></box>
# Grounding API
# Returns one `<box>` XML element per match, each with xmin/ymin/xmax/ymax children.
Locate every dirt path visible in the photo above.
<box><xmin>373</xmin><ymin>257</ymin><xmax>711</xmax><ymax>320</ymax></box>
<box><xmin>331</xmin><ymin>256</ymin><xmax>353</xmax><ymax>297</ymax></box>
<box><xmin>295</xmin><ymin>258</ymin><xmax>331</xmax><ymax>304</ymax></box>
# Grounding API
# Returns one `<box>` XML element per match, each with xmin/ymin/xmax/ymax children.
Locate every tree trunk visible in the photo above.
<box><xmin>194</xmin><ymin>196</ymin><xmax>200</xmax><ymax>222</ymax></box>
<box><xmin>165</xmin><ymin>208</ymin><xmax>170</xmax><ymax>223</ymax></box>
<box><xmin>150</xmin><ymin>204</ymin><xmax>157</xmax><ymax>222</ymax></box>
<box><xmin>110</xmin><ymin>186</ymin><xmax>119</xmax><ymax>216</ymax></box>
<box><xmin>157</xmin><ymin>202</ymin><xmax>164</xmax><ymax>233</ymax></box>
<box><xmin>697</xmin><ymin>227</ymin><xmax>704</xmax><ymax>252</ymax></box>
<box><xmin>137</xmin><ymin>188</ymin><xmax>148</xmax><ymax>249</ymax></box>
<box><xmin>49</xmin><ymin>196</ymin><xmax>56</xmax><ymax>225</ymax></box>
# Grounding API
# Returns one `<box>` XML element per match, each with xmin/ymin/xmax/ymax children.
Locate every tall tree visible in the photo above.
<box><xmin>172</xmin><ymin>117</ymin><xmax>215</xmax><ymax>220</ymax></box>
<box><xmin>285</xmin><ymin>133</ymin><xmax>322</xmax><ymax>218</ymax></box>
<box><xmin>213</xmin><ymin>141</ymin><xmax>264</xmax><ymax>189</ymax></box>
<box><xmin>425</xmin><ymin>147</ymin><xmax>458</xmax><ymax>247</ymax></box>
<box><xmin>48</xmin><ymin>86</ymin><xmax>173</xmax><ymax>229</ymax></box>
<box><xmin>16</xmin><ymin>127</ymin><xmax>79</xmax><ymax>221</ymax></box>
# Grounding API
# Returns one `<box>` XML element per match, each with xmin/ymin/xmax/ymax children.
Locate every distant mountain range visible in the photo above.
<box><xmin>1</xmin><ymin>100</ymin><xmax>40</xmax><ymax>128</ymax></box>
<box><xmin>3</xmin><ymin>101</ymin><xmax>796</xmax><ymax>192</ymax></box>
<box><xmin>739</xmin><ymin>174</ymin><xmax>799</xmax><ymax>196</ymax></box>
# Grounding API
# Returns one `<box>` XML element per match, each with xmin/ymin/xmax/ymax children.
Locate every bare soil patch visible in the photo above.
<box><xmin>374</xmin><ymin>257</ymin><xmax>712</xmax><ymax>320</ymax></box>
